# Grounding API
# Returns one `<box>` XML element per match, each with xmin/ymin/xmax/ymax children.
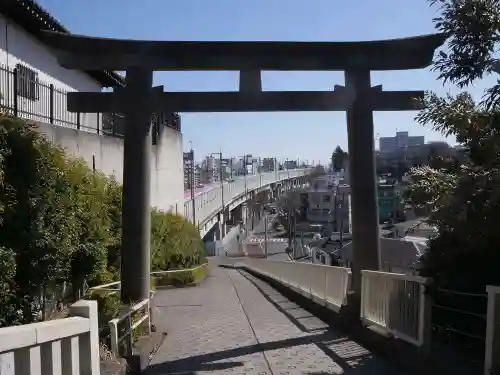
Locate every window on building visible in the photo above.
<box><xmin>323</xmin><ymin>195</ymin><xmax>331</xmax><ymax>203</ymax></box>
<box><xmin>16</xmin><ymin>64</ymin><xmax>39</xmax><ymax>101</ymax></box>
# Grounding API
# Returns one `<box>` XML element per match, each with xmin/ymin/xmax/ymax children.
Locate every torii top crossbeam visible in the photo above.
<box><xmin>42</xmin><ymin>32</ymin><xmax>445</xmax><ymax>72</ymax></box>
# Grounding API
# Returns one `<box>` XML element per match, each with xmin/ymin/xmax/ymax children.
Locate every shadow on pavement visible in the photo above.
<box><xmin>146</xmin><ymin>267</ymin><xmax>407</xmax><ymax>375</ymax></box>
<box><xmin>236</xmin><ymin>270</ymin><xmax>409</xmax><ymax>375</ymax></box>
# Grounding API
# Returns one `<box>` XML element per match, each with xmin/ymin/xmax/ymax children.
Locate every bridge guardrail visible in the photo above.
<box><xmin>360</xmin><ymin>270</ymin><xmax>432</xmax><ymax>347</ymax></box>
<box><xmin>184</xmin><ymin>169</ymin><xmax>308</xmax><ymax>227</ymax></box>
<box><xmin>236</xmin><ymin>258</ymin><xmax>351</xmax><ymax>312</ymax></box>
<box><xmin>233</xmin><ymin>259</ymin><xmax>433</xmax><ymax>350</ymax></box>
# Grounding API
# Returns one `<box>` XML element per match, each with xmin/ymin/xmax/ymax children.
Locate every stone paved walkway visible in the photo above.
<box><xmin>146</xmin><ymin>265</ymin><xmax>409</xmax><ymax>375</ymax></box>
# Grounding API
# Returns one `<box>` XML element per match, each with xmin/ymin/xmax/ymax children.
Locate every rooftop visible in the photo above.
<box><xmin>1</xmin><ymin>0</ymin><xmax>124</xmax><ymax>87</ymax></box>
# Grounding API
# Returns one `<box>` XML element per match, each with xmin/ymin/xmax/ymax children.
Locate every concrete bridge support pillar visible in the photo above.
<box><xmin>270</xmin><ymin>183</ymin><xmax>276</xmax><ymax>201</ymax></box>
<box><xmin>242</xmin><ymin>203</ymin><xmax>249</xmax><ymax>226</ymax></box>
<box><xmin>215</xmin><ymin>213</ymin><xmax>225</xmax><ymax>240</ymax></box>
<box><xmin>232</xmin><ymin>205</ymin><xmax>243</xmax><ymax>224</ymax></box>
<box><xmin>257</xmin><ymin>190</ymin><xmax>268</xmax><ymax>207</ymax></box>
<box><xmin>223</xmin><ymin>207</ymin><xmax>230</xmax><ymax>235</ymax></box>
<box><xmin>249</xmin><ymin>191</ymin><xmax>259</xmax><ymax>229</ymax></box>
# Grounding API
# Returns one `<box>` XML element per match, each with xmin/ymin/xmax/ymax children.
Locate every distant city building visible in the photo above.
<box><xmin>201</xmin><ymin>156</ymin><xmax>218</xmax><ymax>183</ymax></box>
<box><xmin>183</xmin><ymin>151</ymin><xmax>200</xmax><ymax>190</ymax></box>
<box><xmin>379</xmin><ymin>131</ymin><xmax>425</xmax><ymax>152</ymax></box>
<box><xmin>284</xmin><ymin>160</ymin><xmax>298</xmax><ymax>170</ymax></box>
<box><xmin>262</xmin><ymin>158</ymin><xmax>276</xmax><ymax>172</ymax></box>
<box><xmin>376</xmin><ymin>140</ymin><xmax>455</xmax><ymax>171</ymax></box>
<box><xmin>305</xmin><ymin>175</ymin><xmax>351</xmax><ymax>232</ymax></box>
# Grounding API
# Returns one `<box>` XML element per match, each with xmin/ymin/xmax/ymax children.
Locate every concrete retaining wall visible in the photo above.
<box><xmin>36</xmin><ymin>122</ymin><xmax>184</xmax><ymax>213</ymax></box>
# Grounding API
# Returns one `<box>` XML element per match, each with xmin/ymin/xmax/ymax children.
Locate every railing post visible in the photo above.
<box><xmin>13</xmin><ymin>68</ymin><xmax>18</xmax><ymax>117</ymax></box>
<box><xmin>77</xmin><ymin>112</ymin><xmax>81</xmax><ymax>130</ymax></box>
<box><xmin>70</xmin><ymin>300</ymin><xmax>100</xmax><ymax>375</ymax></box>
<box><xmin>126</xmin><ymin>314</ymin><xmax>133</xmax><ymax>356</ymax></box>
<box><xmin>109</xmin><ymin>320</ymin><xmax>119</xmax><ymax>357</ymax></box>
<box><xmin>418</xmin><ymin>280</ymin><xmax>433</xmax><ymax>356</ymax></box>
<box><xmin>96</xmin><ymin>113</ymin><xmax>100</xmax><ymax>134</ymax></box>
<box><xmin>485</xmin><ymin>286</ymin><xmax>500</xmax><ymax>375</ymax></box>
<box><xmin>49</xmin><ymin>84</ymin><xmax>54</xmax><ymax>124</ymax></box>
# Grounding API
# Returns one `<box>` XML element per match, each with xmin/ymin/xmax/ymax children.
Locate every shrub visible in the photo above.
<box><xmin>0</xmin><ymin>116</ymin><xmax>79</xmax><ymax>323</ymax></box>
<box><xmin>150</xmin><ymin>209</ymin><xmax>205</xmax><ymax>271</ymax></box>
<box><xmin>153</xmin><ymin>263</ymin><xmax>208</xmax><ymax>288</ymax></box>
<box><xmin>0</xmin><ymin>115</ymin><xmax>205</xmax><ymax>327</ymax></box>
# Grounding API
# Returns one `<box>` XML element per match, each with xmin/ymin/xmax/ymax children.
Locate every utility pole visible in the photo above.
<box><xmin>339</xmin><ymin>195</ymin><xmax>344</xmax><ymax>249</ymax></box>
<box><xmin>219</xmin><ymin>152</ymin><xmax>224</xmax><ymax>232</ymax></box>
<box><xmin>212</xmin><ymin>151</ymin><xmax>225</xmax><ymax>236</ymax></box>
<box><xmin>264</xmin><ymin>211</ymin><xmax>268</xmax><ymax>258</ymax></box>
<box><xmin>190</xmin><ymin>147</ymin><xmax>196</xmax><ymax>227</ymax></box>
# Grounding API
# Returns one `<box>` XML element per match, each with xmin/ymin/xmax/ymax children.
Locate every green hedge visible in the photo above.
<box><xmin>153</xmin><ymin>263</ymin><xmax>209</xmax><ymax>288</ymax></box>
<box><xmin>0</xmin><ymin>115</ymin><xmax>205</xmax><ymax>327</ymax></box>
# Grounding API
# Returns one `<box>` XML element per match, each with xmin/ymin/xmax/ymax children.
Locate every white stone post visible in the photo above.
<box><xmin>70</xmin><ymin>300</ymin><xmax>100</xmax><ymax>375</ymax></box>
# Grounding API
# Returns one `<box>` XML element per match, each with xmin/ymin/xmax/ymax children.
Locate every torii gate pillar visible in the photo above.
<box><xmin>120</xmin><ymin>68</ymin><xmax>154</xmax><ymax>303</ymax></box>
<box><xmin>345</xmin><ymin>69</ymin><xmax>381</xmax><ymax>296</ymax></box>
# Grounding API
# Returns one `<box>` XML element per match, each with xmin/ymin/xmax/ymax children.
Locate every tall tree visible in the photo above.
<box><xmin>405</xmin><ymin>0</ymin><xmax>500</xmax><ymax>291</ymax></box>
<box><xmin>331</xmin><ymin>146</ymin><xmax>348</xmax><ymax>172</ymax></box>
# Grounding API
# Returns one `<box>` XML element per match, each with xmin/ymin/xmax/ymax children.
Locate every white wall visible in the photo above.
<box><xmin>0</xmin><ymin>14</ymin><xmax>103</xmax><ymax>130</ymax></box>
<box><xmin>0</xmin><ymin>14</ymin><xmax>185</xmax><ymax>214</ymax></box>
<box><xmin>37</xmin><ymin>122</ymin><xmax>185</xmax><ymax>213</ymax></box>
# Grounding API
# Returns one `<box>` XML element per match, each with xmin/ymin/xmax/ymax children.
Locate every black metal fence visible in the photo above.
<box><xmin>431</xmin><ymin>287</ymin><xmax>488</xmax><ymax>366</ymax></box>
<box><xmin>0</xmin><ymin>64</ymin><xmax>181</xmax><ymax>140</ymax></box>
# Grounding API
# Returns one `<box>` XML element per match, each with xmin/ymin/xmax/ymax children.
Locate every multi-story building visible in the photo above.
<box><xmin>376</xmin><ymin>141</ymin><xmax>456</xmax><ymax>172</ymax></box>
<box><xmin>262</xmin><ymin>158</ymin><xmax>276</xmax><ymax>172</ymax></box>
<box><xmin>0</xmin><ymin>0</ymin><xmax>185</xmax><ymax>213</ymax></box>
<box><xmin>0</xmin><ymin>1</ymin><xmax>122</xmax><ymax>129</ymax></box>
<box><xmin>306</xmin><ymin>175</ymin><xmax>351</xmax><ymax>232</ymax></box>
<box><xmin>379</xmin><ymin>131</ymin><xmax>425</xmax><ymax>152</ymax></box>
<box><xmin>284</xmin><ymin>160</ymin><xmax>298</xmax><ymax>170</ymax></box>
<box><xmin>183</xmin><ymin>151</ymin><xmax>201</xmax><ymax>190</ymax></box>
<box><xmin>378</xmin><ymin>182</ymin><xmax>404</xmax><ymax>222</ymax></box>
<box><xmin>183</xmin><ymin>167</ymin><xmax>201</xmax><ymax>190</ymax></box>
<box><xmin>201</xmin><ymin>156</ymin><xmax>218</xmax><ymax>183</ymax></box>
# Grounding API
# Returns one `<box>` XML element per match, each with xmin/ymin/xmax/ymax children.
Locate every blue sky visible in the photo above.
<box><xmin>38</xmin><ymin>0</ymin><xmax>493</xmax><ymax>164</ymax></box>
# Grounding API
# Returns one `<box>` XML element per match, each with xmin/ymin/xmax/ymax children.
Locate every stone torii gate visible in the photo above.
<box><xmin>42</xmin><ymin>31</ymin><xmax>445</xmax><ymax>304</ymax></box>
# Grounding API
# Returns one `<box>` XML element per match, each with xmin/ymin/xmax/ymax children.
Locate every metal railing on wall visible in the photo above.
<box><xmin>0</xmin><ymin>64</ymin><xmax>181</xmax><ymax>138</ymax></box>
<box><xmin>88</xmin><ymin>264</ymin><xmax>208</xmax><ymax>357</ymax></box>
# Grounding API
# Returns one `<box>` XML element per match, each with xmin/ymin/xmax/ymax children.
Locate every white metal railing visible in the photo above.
<box><xmin>88</xmin><ymin>264</ymin><xmax>208</xmax><ymax>296</ymax></box>
<box><xmin>0</xmin><ymin>300</ymin><xmax>100</xmax><ymax>375</ymax></box>
<box><xmin>484</xmin><ymin>285</ymin><xmax>500</xmax><ymax>375</ymax></box>
<box><xmin>238</xmin><ymin>258</ymin><xmax>351</xmax><ymax>312</ymax></box>
<box><xmin>89</xmin><ymin>264</ymin><xmax>208</xmax><ymax>357</ymax></box>
<box><xmin>109</xmin><ymin>299</ymin><xmax>151</xmax><ymax>358</ymax></box>
<box><xmin>184</xmin><ymin>169</ymin><xmax>308</xmax><ymax>227</ymax></box>
<box><xmin>360</xmin><ymin>270</ymin><xmax>432</xmax><ymax>347</ymax></box>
